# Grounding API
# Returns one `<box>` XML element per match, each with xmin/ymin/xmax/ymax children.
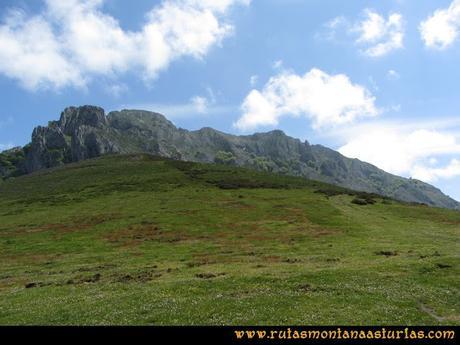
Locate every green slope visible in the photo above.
<box><xmin>0</xmin><ymin>154</ymin><xmax>458</xmax><ymax>325</ymax></box>
<box><xmin>2</xmin><ymin>106</ymin><xmax>458</xmax><ymax>209</ymax></box>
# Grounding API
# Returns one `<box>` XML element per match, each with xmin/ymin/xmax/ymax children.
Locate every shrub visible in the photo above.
<box><xmin>351</xmin><ymin>198</ymin><xmax>368</xmax><ymax>205</ymax></box>
<box><xmin>214</xmin><ymin>151</ymin><xmax>236</xmax><ymax>166</ymax></box>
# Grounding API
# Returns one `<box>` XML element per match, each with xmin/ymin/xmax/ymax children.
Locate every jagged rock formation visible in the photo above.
<box><xmin>1</xmin><ymin>105</ymin><xmax>459</xmax><ymax>209</ymax></box>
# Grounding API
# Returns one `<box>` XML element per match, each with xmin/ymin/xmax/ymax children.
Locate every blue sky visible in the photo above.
<box><xmin>0</xmin><ymin>0</ymin><xmax>460</xmax><ymax>201</ymax></box>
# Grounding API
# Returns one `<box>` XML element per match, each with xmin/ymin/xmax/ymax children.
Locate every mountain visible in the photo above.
<box><xmin>1</xmin><ymin>105</ymin><xmax>458</xmax><ymax>209</ymax></box>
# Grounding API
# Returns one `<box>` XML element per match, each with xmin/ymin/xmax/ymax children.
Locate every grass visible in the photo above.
<box><xmin>0</xmin><ymin>154</ymin><xmax>458</xmax><ymax>325</ymax></box>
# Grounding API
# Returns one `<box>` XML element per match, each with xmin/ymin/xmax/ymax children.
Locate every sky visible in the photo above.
<box><xmin>0</xmin><ymin>0</ymin><xmax>459</xmax><ymax>201</ymax></box>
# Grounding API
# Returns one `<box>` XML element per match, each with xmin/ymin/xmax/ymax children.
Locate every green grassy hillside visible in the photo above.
<box><xmin>0</xmin><ymin>154</ymin><xmax>458</xmax><ymax>325</ymax></box>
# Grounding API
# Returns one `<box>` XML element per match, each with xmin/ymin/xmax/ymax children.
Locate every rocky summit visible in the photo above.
<box><xmin>1</xmin><ymin>105</ymin><xmax>458</xmax><ymax>210</ymax></box>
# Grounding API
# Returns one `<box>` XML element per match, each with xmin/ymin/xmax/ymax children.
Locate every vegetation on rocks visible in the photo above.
<box><xmin>1</xmin><ymin>106</ymin><xmax>458</xmax><ymax>209</ymax></box>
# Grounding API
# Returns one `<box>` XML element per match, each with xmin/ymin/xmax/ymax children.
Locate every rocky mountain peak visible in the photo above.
<box><xmin>59</xmin><ymin>105</ymin><xmax>107</xmax><ymax>135</ymax></box>
<box><xmin>1</xmin><ymin>105</ymin><xmax>458</xmax><ymax>210</ymax></box>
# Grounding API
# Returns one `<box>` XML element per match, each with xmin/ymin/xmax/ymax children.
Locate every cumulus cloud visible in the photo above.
<box><xmin>420</xmin><ymin>0</ymin><xmax>460</xmax><ymax>49</ymax></box>
<box><xmin>354</xmin><ymin>10</ymin><xmax>404</xmax><ymax>57</ymax></box>
<box><xmin>234</xmin><ymin>68</ymin><xmax>378</xmax><ymax>131</ymax></box>
<box><xmin>190</xmin><ymin>96</ymin><xmax>210</xmax><ymax>114</ymax></box>
<box><xmin>0</xmin><ymin>9</ymin><xmax>84</xmax><ymax>90</ymax></box>
<box><xmin>412</xmin><ymin>159</ymin><xmax>460</xmax><ymax>182</ymax></box>
<box><xmin>324</xmin><ymin>10</ymin><xmax>404</xmax><ymax>57</ymax></box>
<box><xmin>0</xmin><ymin>0</ymin><xmax>249</xmax><ymax>91</ymax></box>
<box><xmin>338</xmin><ymin>122</ymin><xmax>460</xmax><ymax>183</ymax></box>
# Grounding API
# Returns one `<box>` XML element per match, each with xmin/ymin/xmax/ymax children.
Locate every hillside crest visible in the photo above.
<box><xmin>1</xmin><ymin>105</ymin><xmax>458</xmax><ymax>210</ymax></box>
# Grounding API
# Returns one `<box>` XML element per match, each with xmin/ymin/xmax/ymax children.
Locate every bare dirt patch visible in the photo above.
<box><xmin>195</xmin><ymin>272</ymin><xmax>226</xmax><ymax>279</ymax></box>
<box><xmin>186</xmin><ymin>258</ymin><xmax>216</xmax><ymax>268</ymax></box>
<box><xmin>114</xmin><ymin>271</ymin><xmax>162</xmax><ymax>283</ymax></box>
<box><xmin>66</xmin><ymin>273</ymin><xmax>101</xmax><ymax>285</ymax></box>
<box><xmin>104</xmin><ymin>223</ymin><xmax>193</xmax><ymax>247</ymax></box>
<box><xmin>375</xmin><ymin>250</ymin><xmax>398</xmax><ymax>257</ymax></box>
<box><xmin>2</xmin><ymin>213</ymin><xmax>121</xmax><ymax>237</ymax></box>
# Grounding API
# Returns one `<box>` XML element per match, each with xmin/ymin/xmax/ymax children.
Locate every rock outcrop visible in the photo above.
<box><xmin>1</xmin><ymin>105</ymin><xmax>458</xmax><ymax>210</ymax></box>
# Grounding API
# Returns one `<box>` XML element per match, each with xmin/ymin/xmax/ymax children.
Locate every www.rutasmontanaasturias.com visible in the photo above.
<box><xmin>233</xmin><ymin>327</ymin><xmax>456</xmax><ymax>341</ymax></box>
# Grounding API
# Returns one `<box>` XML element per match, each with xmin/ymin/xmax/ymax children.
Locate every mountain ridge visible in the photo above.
<box><xmin>1</xmin><ymin>105</ymin><xmax>458</xmax><ymax>210</ymax></box>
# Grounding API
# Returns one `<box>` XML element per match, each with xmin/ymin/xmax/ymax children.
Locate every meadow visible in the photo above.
<box><xmin>0</xmin><ymin>154</ymin><xmax>458</xmax><ymax>325</ymax></box>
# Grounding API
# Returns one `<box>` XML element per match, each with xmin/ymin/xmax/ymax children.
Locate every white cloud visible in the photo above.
<box><xmin>124</xmin><ymin>85</ymin><xmax>224</xmax><ymax>118</ymax></box>
<box><xmin>184</xmin><ymin>0</ymin><xmax>251</xmax><ymax>13</ymax></box>
<box><xmin>420</xmin><ymin>0</ymin><xmax>460</xmax><ymax>49</ymax></box>
<box><xmin>323</xmin><ymin>10</ymin><xmax>404</xmax><ymax>57</ymax></box>
<box><xmin>353</xmin><ymin>10</ymin><xmax>404</xmax><ymax>57</ymax></box>
<box><xmin>0</xmin><ymin>11</ymin><xmax>84</xmax><ymax>90</ymax></box>
<box><xmin>368</xmin><ymin>76</ymin><xmax>379</xmax><ymax>91</ymax></box>
<box><xmin>190</xmin><ymin>86</ymin><xmax>220</xmax><ymax>114</ymax></box>
<box><xmin>249</xmin><ymin>75</ymin><xmax>258</xmax><ymax>86</ymax></box>
<box><xmin>123</xmin><ymin>99</ymin><xmax>230</xmax><ymax>119</ymax></box>
<box><xmin>326</xmin><ymin>16</ymin><xmax>346</xmax><ymax>30</ymax></box>
<box><xmin>338</xmin><ymin>123</ymin><xmax>460</xmax><ymax>183</ymax></box>
<box><xmin>387</xmin><ymin>69</ymin><xmax>400</xmax><ymax>80</ymax></box>
<box><xmin>191</xmin><ymin>96</ymin><xmax>210</xmax><ymax>114</ymax></box>
<box><xmin>104</xmin><ymin>83</ymin><xmax>128</xmax><ymax>98</ymax></box>
<box><xmin>0</xmin><ymin>0</ymin><xmax>250</xmax><ymax>91</ymax></box>
<box><xmin>272</xmin><ymin>59</ymin><xmax>283</xmax><ymax>69</ymax></box>
<box><xmin>388</xmin><ymin>104</ymin><xmax>401</xmax><ymax>113</ymax></box>
<box><xmin>429</xmin><ymin>157</ymin><xmax>438</xmax><ymax>166</ymax></box>
<box><xmin>235</xmin><ymin>68</ymin><xmax>378</xmax><ymax>131</ymax></box>
<box><xmin>412</xmin><ymin>159</ymin><xmax>460</xmax><ymax>182</ymax></box>
<box><xmin>320</xmin><ymin>16</ymin><xmax>347</xmax><ymax>41</ymax></box>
